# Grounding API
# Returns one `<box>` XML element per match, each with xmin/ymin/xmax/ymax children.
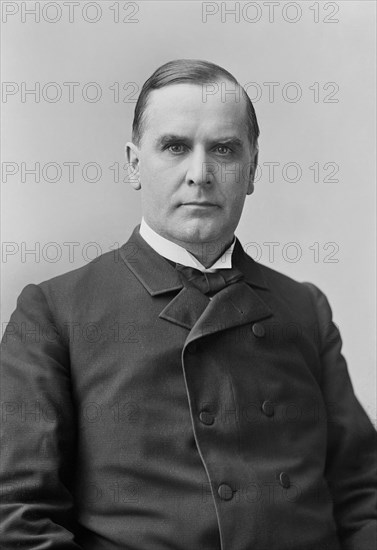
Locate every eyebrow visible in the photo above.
<box><xmin>215</xmin><ymin>137</ymin><xmax>244</xmax><ymax>148</ymax></box>
<box><xmin>156</xmin><ymin>134</ymin><xmax>244</xmax><ymax>149</ymax></box>
<box><xmin>156</xmin><ymin>134</ymin><xmax>187</xmax><ymax>147</ymax></box>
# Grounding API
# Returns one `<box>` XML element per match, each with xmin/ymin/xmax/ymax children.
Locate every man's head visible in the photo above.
<box><xmin>126</xmin><ymin>59</ymin><xmax>259</xmax><ymax>257</ymax></box>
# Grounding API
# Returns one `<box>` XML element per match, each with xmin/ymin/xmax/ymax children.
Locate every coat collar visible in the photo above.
<box><xmin>119</xmin><ymin>225</ymin><xmax>272</xmax><ymax>335</ymax></box>
<box><xmin>119</xmin><ymin>224</ymin><xmax>269</xmax><ymax>296</ymax></box>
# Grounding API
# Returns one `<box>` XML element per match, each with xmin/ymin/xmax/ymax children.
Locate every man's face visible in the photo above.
<box><xmin>126</xmin><ymin>81</ymin><xmax>257</xmax><ymax>250</ymax></box>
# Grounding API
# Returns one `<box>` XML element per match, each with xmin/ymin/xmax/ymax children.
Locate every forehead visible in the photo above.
<box><xmin>143</xmin><ymin>82</ymin><xmax>249</xmax><ymax>140</ymax></box>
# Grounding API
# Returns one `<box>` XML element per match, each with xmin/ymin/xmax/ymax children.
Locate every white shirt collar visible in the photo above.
<box><xmin>139</xmin><ymin>217</ymin><xmax>235</xmax><ymax>272</ymax></box>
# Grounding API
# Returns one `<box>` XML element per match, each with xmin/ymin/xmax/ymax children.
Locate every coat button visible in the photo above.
<box><xmin>199</xmin><ymin>411</ymin><xmax>215</xmax><ymax>425</ymax></box>
<box><xmin>261</xmin><ymin>400</ymin><xmax>274</xmax><ymax>417</ymax></box>
<box><xmin>218</xmin><ymin>483</ymin><xmax>234</xmax><ymax>501</ymax></box>
<box><xmin>252</xmin><ymin>323</ymin><xmax>265</xmax><ymax>337</ymax></box>
<box><xmin>279</xmin><ymin>472</ymin><xmax>290</xmax><ymax>489</ymax></box>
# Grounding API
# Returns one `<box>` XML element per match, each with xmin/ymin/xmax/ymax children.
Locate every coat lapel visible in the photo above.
<box><xmin>159</xmin><ymin>287</ymin><xmax>210</xmax><ymax>330</ymax></box>
<box><xmin>186</xmin><ymin>280</ymin><xmax>272</xmax><ymax>344</ymax></box>
<box><xmin>120</xmin><ymin>225</ymin><xmax>273</xmax><ymax>335</ymax></box>
<box><xmin>119</xmin><ymin>225</ymin><xmax>183</xmax><ymax>296</ymax></box>
<box><xmin>119</xmin><ymin>226</ymin><xmax>210</xmax><ymax>329</ymax></box>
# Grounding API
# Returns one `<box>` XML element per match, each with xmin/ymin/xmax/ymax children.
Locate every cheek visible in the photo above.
<box><xmin>140</xmin><ymin>165</ymin><xmax>182</xmax><ymax>201</ymax></box>
<box><xmin>140</xmin><ymin>176</ymin><xmax>176</xmax><ymax>214</ymax></box>
<box><xmin>222</xmin><ymin>185</ymin><xmax>247</xmax><ymax>210</ymax></box>
<box><xmin>139</xmin><ymin>167</ymin><xmax>162</xmax><ymax>198</ymax></box>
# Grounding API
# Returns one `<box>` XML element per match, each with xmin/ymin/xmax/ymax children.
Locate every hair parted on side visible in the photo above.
<box><xmin>132</xmin><ymin>59</ymin><xmax>259</xmax><ymax>153</ymax></box>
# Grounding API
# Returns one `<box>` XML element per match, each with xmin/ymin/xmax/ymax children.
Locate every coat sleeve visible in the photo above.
<box><xmin>304</xmin><ymin>282</ymin><xmax>377</xmax><ymax>550</ymax></box>
<box><xmin>0</xmin><ymin>284</ymin><xmax>83</xmax><ymax>549</ymax></box>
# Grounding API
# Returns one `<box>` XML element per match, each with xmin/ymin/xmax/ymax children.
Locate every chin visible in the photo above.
<box><xmin>173</xmin><ymin>220</ymin><xmax>223</xmax><ymax>245</ymax></box>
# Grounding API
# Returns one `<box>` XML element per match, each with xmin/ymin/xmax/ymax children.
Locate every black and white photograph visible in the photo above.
<box><xmin>1</xmin><ymin>1</ymin><xmax>376</xmax><ymax>548</ymax></box>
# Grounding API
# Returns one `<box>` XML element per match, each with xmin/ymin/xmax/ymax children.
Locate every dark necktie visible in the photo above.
<box><xmin>175</xmin><ymin>263</ymin><xmax>244</xmax><ymax>297</ymax></box>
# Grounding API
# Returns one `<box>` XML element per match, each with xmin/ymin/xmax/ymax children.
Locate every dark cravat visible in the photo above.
<box><xmin>175</xmin><ymin>263</ymin><xmax>244</xmax><ymax>297</ymax></box>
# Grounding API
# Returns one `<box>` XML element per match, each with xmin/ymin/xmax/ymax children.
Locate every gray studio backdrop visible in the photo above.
<box><xmin>1</xmin><ymin>1</ymin><xmax>376</xmax><ymax>422</ymax></box>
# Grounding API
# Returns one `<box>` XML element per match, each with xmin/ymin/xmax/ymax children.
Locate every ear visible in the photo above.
<box><xmin>246</xmin><ymin>149</ymin><xmax>259</xmax><ymax>195</ymax></box>
<box><xmin>125</xmin><ymin>141</ymin><xmax>141</xmax><ymax>190</ymax></box>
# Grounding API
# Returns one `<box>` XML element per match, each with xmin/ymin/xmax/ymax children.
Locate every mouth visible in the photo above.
<box><xmin>181</xmin><ymin>202</ymin><xmax>218</xmax><ymax>208</ymax></box>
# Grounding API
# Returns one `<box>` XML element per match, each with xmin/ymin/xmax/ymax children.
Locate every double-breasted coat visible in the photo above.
<box><xmin>1</xmin><ymin>225</ymin><xmax>376</xmax><ymax>549</ymax></box>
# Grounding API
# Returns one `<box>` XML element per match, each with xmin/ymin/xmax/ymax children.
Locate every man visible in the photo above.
<box><xmin>1</xmin><ymin>59</ymin><xmax>376</xmax><ymax>549</ymax></box>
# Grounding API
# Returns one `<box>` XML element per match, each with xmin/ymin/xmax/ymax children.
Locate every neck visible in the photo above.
<box><xmin>180</xmin><ymin>238</ymin><xmax>234</xmax><ymax>268</ymax></box>
<box><xmin>140</xmin><ymin>217</ymin><xmax>235</xmax><ymax>269</ymax></box>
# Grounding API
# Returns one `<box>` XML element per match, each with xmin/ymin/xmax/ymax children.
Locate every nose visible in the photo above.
<box><xmin>185</xmin><ymin>147</ymin><xmax>215</xmax><ymax>187</ymax></box>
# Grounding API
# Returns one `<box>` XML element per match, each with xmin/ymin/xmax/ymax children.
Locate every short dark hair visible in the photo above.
<box><xmin>132</xmin><ymin>59</ymin><xmax>259</xmax><ymax>153</ymax></box>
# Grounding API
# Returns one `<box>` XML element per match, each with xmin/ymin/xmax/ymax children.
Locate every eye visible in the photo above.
<box><xmin>215</xmin><ymin>145</ymin><xmax>232</xmax><ymax>155</ymax></box>
<box><xmin>167</xmin><ymin>143</ymin><xmax>187</xmax><ymax>154</ymax></box>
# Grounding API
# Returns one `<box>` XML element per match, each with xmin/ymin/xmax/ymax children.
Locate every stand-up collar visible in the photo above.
<box><xmin>139</xmin><ymin>217</ymin><xmax>235</xmax><ymax>272</ymax></box>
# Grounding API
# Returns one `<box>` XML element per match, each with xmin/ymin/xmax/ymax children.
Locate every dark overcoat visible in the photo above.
<box><xmin>1</xmin><ymin>225</ymin><xmax>376</xmax><ymax>549</ymax></box>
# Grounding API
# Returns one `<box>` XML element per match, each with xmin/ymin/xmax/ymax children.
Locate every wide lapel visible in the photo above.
<box><xmin>119</xmin><ymin>225</ymin><xmax>210</xmax><ymax>330</ymax></box>
<box><xmin>159</xmin><ymin>287</ymin><xmax>210</xmax><ymax>330</ymax></box>
<box><xmin>186</xmin><ymin>281</ymin><xmax>272</xmax><ymax>345</ymax></box>
<box><xmin>186</xmin><ymin>238</ymin><xmax>273</xmax><ymax>344</ymax></box>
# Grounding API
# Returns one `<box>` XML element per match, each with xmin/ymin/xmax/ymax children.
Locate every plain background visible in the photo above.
<box><xmin>1</xmin><ymin>1</ymin><xmax>376</xmax><ymax>422</ymax></box>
